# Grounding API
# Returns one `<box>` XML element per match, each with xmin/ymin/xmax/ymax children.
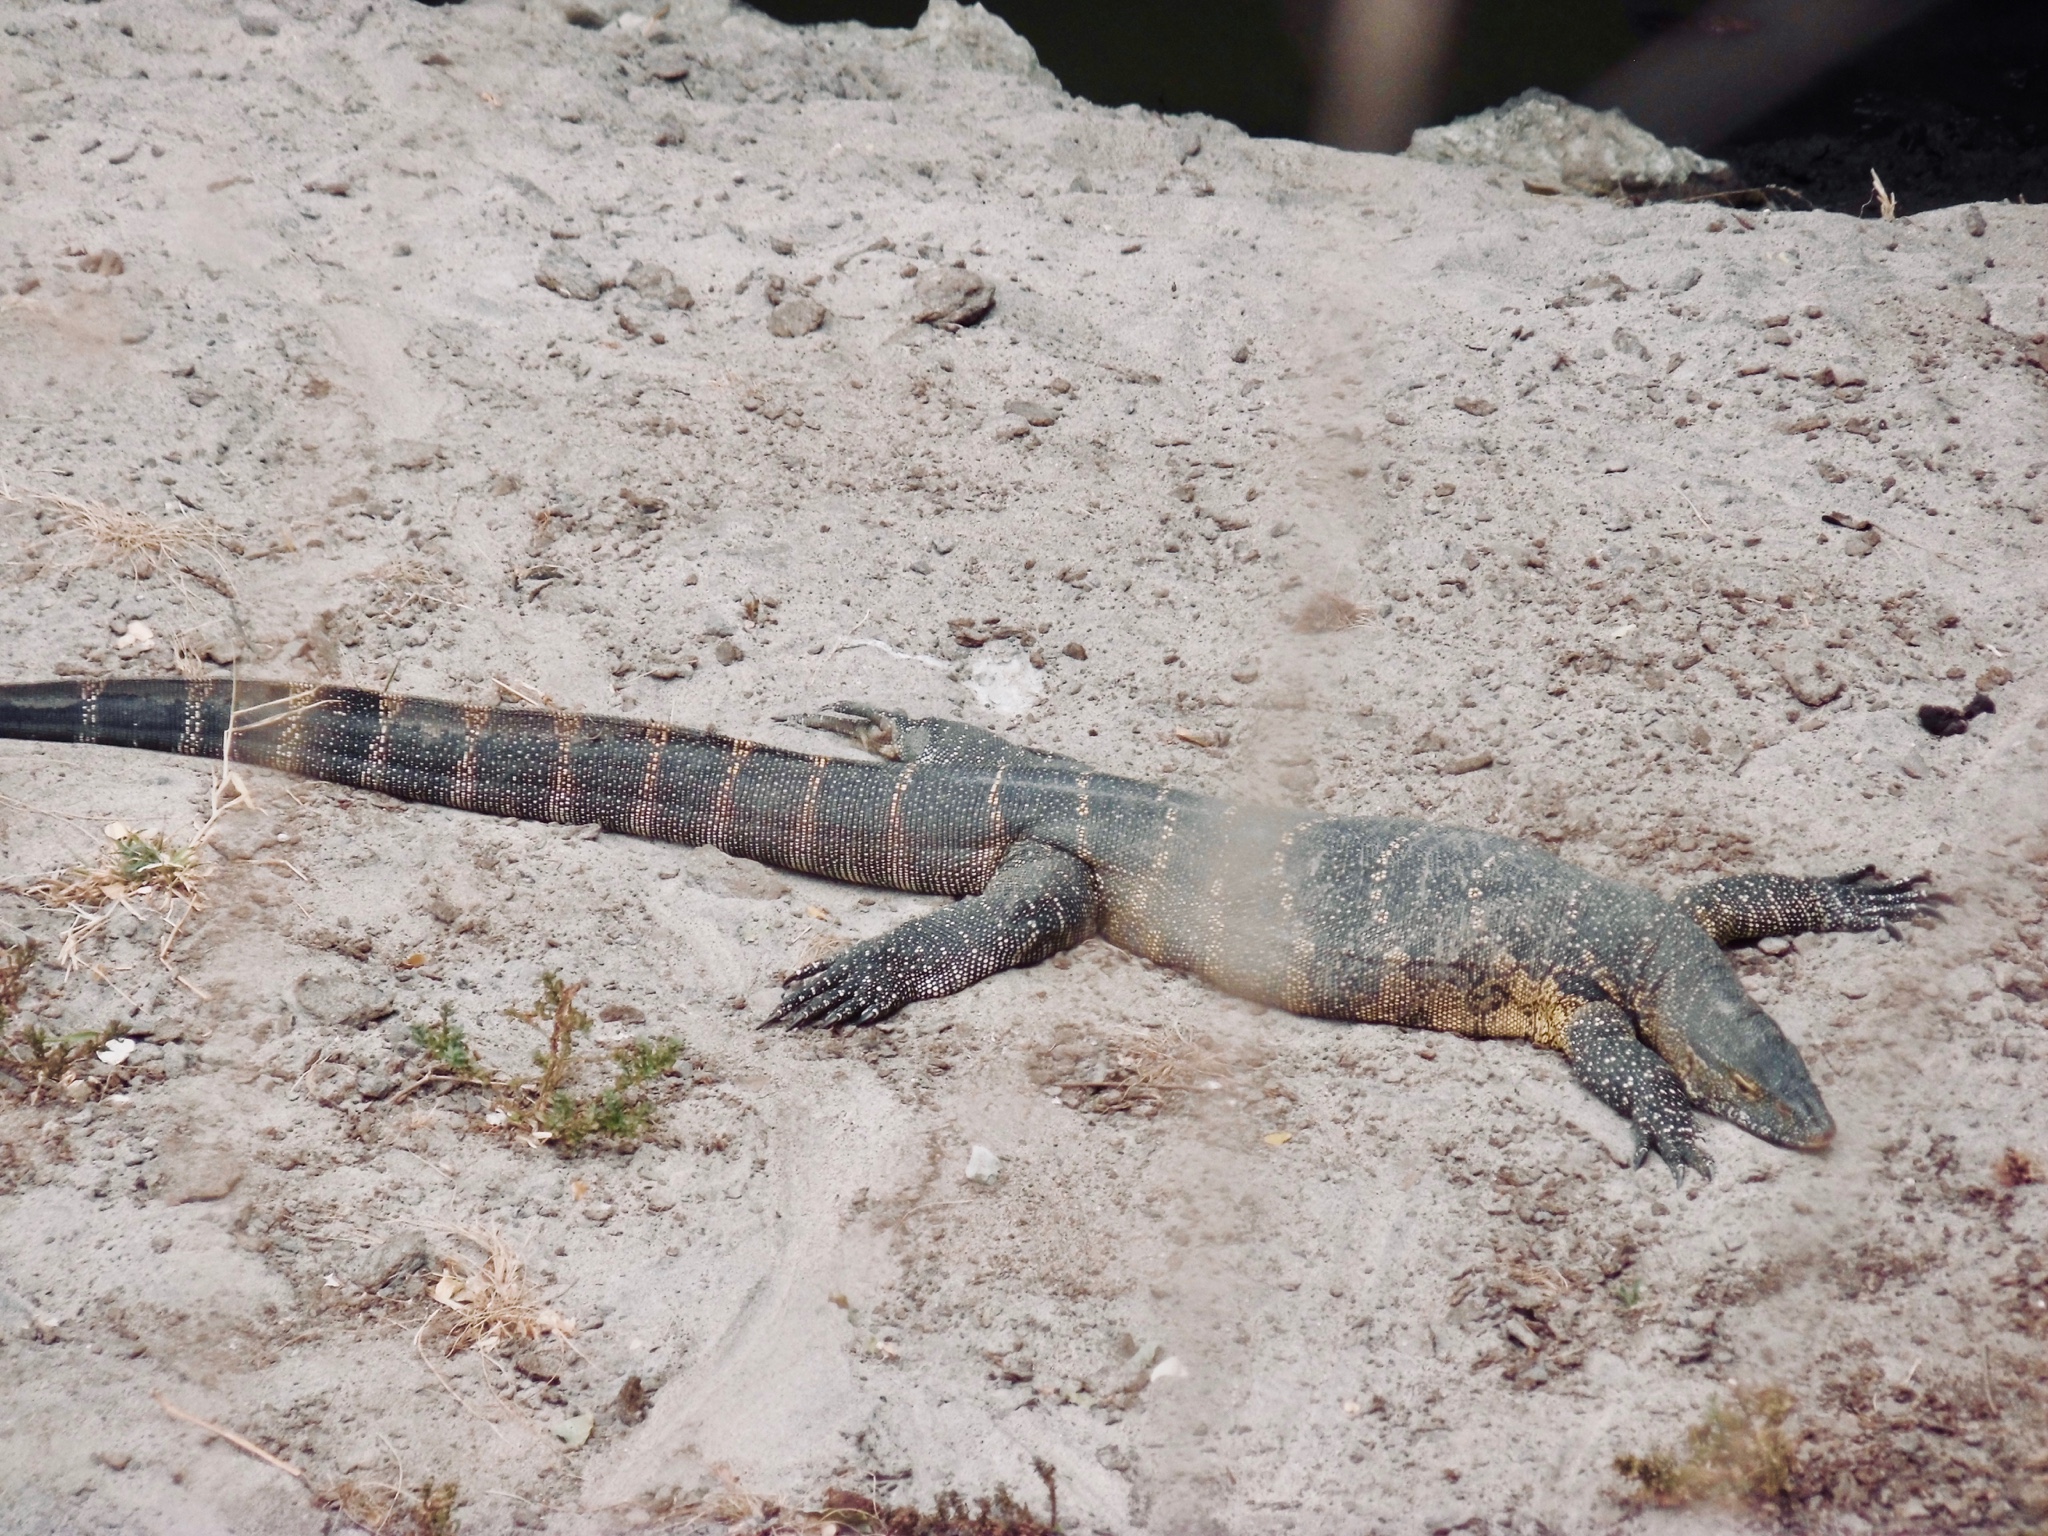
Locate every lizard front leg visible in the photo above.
<box><xmin>768</xmin><ymin>840</ymin><xmax>1099</xmax><ymax>1029</ymax></box>
<box><xmin>1564</xmin><ymin>1002</ymin><xmax>1713</xmax><ymax>1184</ymax></box>
<box><xmin>1677</xmin><ymin>867</ymin><xmax>1942</xmax><ymax>948</ymax></box>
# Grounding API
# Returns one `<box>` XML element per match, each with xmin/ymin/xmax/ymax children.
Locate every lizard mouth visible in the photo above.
<box><xmin>1725</xmin><ymin>1088</ymin><xmax>1834</xmax><ymax>1151</ymax></box>
<box><xmin>1777</xmin><ymin>1110</ymin><xmax>1836</xmax><ymax>1151</ymax></box>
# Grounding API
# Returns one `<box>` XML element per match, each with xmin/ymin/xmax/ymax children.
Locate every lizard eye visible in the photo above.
<box><xmin>1728</xmin><ymin>1072</ymin><xmax>1765</xmax><ymax>1101</ymax></box>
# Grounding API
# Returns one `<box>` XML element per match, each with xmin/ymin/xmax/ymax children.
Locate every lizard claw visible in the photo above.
<box><xmin>1566</xmin><ymin>1001</ymin><xmax>1715</xmax><ymax>1187</ymax></box>
<box><xmin>767</xmin><ymin>938</ymin><xmax>914</xmax><ymax>1030</ymax></box>
<box><xmin>1822</xmin><ymin>867</ymin><xmax>1947</xmax><ymax>934</ymax></box>
<box><xmin>1631</xmin><ymin>1119</ymin><xmax>1715</xmax><ymax>1186</ymax></box>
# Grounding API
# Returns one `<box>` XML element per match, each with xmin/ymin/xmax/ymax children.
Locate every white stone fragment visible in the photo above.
<box><xmin>964</xmin><ymin>1144</ymin><xmax>1001</xmax><ymax>1184</ymax></box>
<box><xmin>1406</xmin><ymin>89</ymin><xmax>1728</xmax><ymax>194</ymax></box>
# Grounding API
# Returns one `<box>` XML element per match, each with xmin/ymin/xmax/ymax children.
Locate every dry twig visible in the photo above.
<box><xmin>155</xmin><ymin>1393</ymin><xmax>306</xmax><ymax>1481</ymax></box>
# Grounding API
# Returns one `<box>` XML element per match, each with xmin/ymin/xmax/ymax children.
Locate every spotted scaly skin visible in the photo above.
<box><xmin>0</xmin><ymin>681</ymin><xmax>1942</xmax><ymax>1180</ymax></box>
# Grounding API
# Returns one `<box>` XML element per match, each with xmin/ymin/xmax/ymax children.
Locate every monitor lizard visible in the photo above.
<box><xmin>0</xmin><ymin>678</ymin><xmax>1940</xmax><ymax>1180</ymax></box>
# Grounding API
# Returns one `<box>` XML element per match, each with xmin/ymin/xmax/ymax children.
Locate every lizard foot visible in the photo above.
<box><xmin>1813</xmin><ymin>867</ymin><xmax>1947</xmax><ymax>938</ymax></box>
<box><xmin>1680</xmin><ymin>867</ymin><xmax>1948</xmax><ymax>947</ymax></box>
<box><xmin>765</xmin><ymin>842</ymin><xmax>1099</xmax><ymax>1032</ymax></box>
<box><xmin>1565</xmin><ymin>1002</ymin><xmax>1715</xmax><ymax>1186</ymax></box>
<box><xmin>766</xmin><ymin>937</ymin><xmax>915</xmax><ymax>1030</ymax></box>
<box><xmin>1628</xmin><ymin>1102</ymin><xmax>1715</xmax><ymax>1187</ymax></box>
<box><xmin>778</xmin><ymin>701</ymin><xmax>907</xmax><ymax>761</ymax></box>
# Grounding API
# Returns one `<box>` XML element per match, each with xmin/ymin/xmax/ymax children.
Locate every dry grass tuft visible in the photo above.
<box><xmin>636</xmin><ymin>1460</ymin><xmax>1063</xmax><ymax>1535</ymax></box>
<box><xmin>1288</xmin><ymin>590</ymin><xmax>1363</xmax><ymax>633</ymax></box>
<box><xmin>806</xmin><ymin>1459</ymin><xmax>1061</xmax><ymax>1535</ymax></box>
<box><xmin>0</xmin><ymin>938</ymin><xmax>118</xmax><ymax>1105</ymax></box>
<box><xmin>0</xmin><ymin>940</ymin><xmax>33</xmax><ymax>1026</ymax></box>
<box><xmin>1994</xmin><ymin>1147</ymin><xmax>2042</xmax><ymax>1188</ymax></box>
<box><xmin>2</xmin><ymin>480</ymin><xmax>235</xmax><ymax>596</ymax></box>
<box><xmin>22</xmin><ymin>767</ymin><xmax>259</xmax><ymax>983</ymax></box>
<box><xmin>419</xmin><ymin>1227</ymin><xmax>577</xmax><ymax>1358</ymax></box>
<box><xmin>317</xmin><ymin>1478</ymin><xmax>460</xmax><ymax>1536</ymax></box>
<box><xmin>362</xmin><ymin>558</ymin><xmax>466</xmax><ymax>624</ymax></box>
<box><xmin>1050</xmin><ymin>1019</ymin><xmax>1234</xmax><ymax>1117</ymax></box>
<box><xmin>1615</xmin><ymin>1385</ymin><xmax>1799</xmax><ymax>1508</ymax></box>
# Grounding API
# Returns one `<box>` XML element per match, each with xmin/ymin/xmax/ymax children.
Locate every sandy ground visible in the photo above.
<box><xmin>1</xmin><ymin>2</ymin><xmax>2046</xmax><ymax>1533</ymax></box>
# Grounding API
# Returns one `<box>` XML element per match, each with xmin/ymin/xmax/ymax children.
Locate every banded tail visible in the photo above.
<box><xmin>0</xmin><ymin>679</ymin><xmax>998</xmax><ymax>897</ymax></box>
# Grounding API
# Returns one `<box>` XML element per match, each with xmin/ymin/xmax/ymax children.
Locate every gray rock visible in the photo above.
<box><xmin>622</xmin><ymin>259</ymin><xmax>694</xmax><ymax>310</ymax></box>
<box><xmin>767</xmin><ymin>296</ymin><xmax>826</xmax><ymax>338</ymax></box>
<box><xmin>307</xmin><ymin>1060</ymin><xmax>361</xmax><ymax>1106</ymax></box>
<box><xmin>293</xmin><ymin>969</ymin><xmax>396</xmax><ymax>1030</ymax></box>
<box><xmin>205</xmin><ymin>813</ymin><xmax>276</xmax><ymax>861</ymax></box>
<box><xmin>911</xmin><ymin>267</ymin><xmax>994</xmax><ymax>327</ymax></box>
<box><xmin>388</xmin><ymin>439</ymin><xmax>441</xmax><ymax>471</ymax></box>
<box><xmin>1005</xmin><ymin>398</ymin><xmax>1060</xmax><ymax>428</ymax></box>
<box><xmin>1406</xmin><ymin>88</ymin><xmax>1729</xmax><ymax>194</ymax></box>
<box><xmin>353</xmin><ymin>1230</ymin><xmax>433</xmax><ymax>1292</ymax></box>
<box><xmin>1780</xmin><ymin>649</ymin><xmax>1844</xmax><ymax>708</ymax></box>
<box><xmin>644</xmin><ymin>46</ymin><xmax>692</xmax><ymax>83</ymax></box>
<box><xmin>236</xmin><ymin>3</ymin><xmax>283</xmax><ymax>37</ymax></box>
<box><xmin>1663</xmin><ymin>1326</ymin><xmax>1712</xmax><ymax>1363</ymax></box>
<box><xmin>559</xmin><ymin>0</ymin><xmax>625</xmax><ymax>27</ymax></box>
<box><xmin>537</xmin><ymin>252</ymin><xmax>604</xmax><ymax>302</ymax></box>
<box><xmin>156</xmin><ymin>1141</ymin><xmax>245</xmax><ymax>1205</ymax></box>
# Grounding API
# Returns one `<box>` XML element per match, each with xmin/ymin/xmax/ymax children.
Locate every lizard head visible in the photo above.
<box><xmin>1670</xmin><ymin>991</ymin><xmax>1836</xmax><ymax>1150</ymax></box>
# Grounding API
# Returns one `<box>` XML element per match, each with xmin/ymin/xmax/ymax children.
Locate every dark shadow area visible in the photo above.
<box><xmin>746</xmin><ymin>0</ymin><xmax>2048</xmax><ymax>211</ymax></box>
<box><xmin>1714</xmin><ymin>0</ymin><xmax>2048</xmax><ymax>212</ymax></box>
<box><xmin>749</xmin><ymin>0</ymin><xmax>1315</xmax><ymax>139</ymax></box>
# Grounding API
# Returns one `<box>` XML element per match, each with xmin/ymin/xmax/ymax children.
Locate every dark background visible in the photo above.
<box><xmin>747</xmin><ymin>0</ymin><xmax>2048</xmax><ymax>212</ymax></box>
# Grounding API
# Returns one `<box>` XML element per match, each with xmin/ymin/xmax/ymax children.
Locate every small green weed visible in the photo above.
<box><xmin>1611</xmin><ymin>1278</ymin><xmax>1644</xmax><ymax>1310</ymax></box>
<box><xmin>1615</xmin><ymin>1385</ymin><xmax>1799</xmax><ymax>1507</ymax></box>
<box><xmin>410</xmin><ymin>1005</ymin><xmax>475</xmax><ymax>1076</ymax></box>
<box><xmin>28</xmin><ymin>813</ymin><xmax>228</xmax><ymax>977</ymax></box>
<box><xmin>409</xmin><ymin>974</ymin><xmax>683</xmax><ymax>1154</ymax></box>
<box><xmin>0</xmin><ymin>940</ymin><xmax>119</xmax><ymax>1106</ymax></box>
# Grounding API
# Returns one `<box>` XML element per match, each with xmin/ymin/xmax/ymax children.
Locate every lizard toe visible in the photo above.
<box><xmin>1825</xmin><ymin>869</ymin><xmax>1947</xmax><ymax>933</ymax></box>
<box><xmin>769</xmin><ymin>941</ymin><xmax>912</xmax><ymax>1029</ymax></box>
<box><xmin>1636</xmin><ymin>1113</ymin><xmax>1713</xmax><ymax>1184</ymax></box>
<box><xmin>812</xmin><ymin>995</ymin><xmax>870</xmax><ymax>1031</ymax></box>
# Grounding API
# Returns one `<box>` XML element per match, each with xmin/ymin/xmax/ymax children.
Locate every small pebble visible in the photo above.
<box><xmin>551</xmin><ymin>1412</ymin><xmax>594</xmax><ymax>1449</ymax></box>
<box><xmin>536</xmin><ymin>252</ymin><xmax>603</xmax><ymax>303</ymax></box>
<box><xmin>767</xmin><ymin>296</ymin><xmax>826</xmax><ymax>337</ymax></box>
<box><xmin>911</xmin><ymin>267</ymin><xmax>994</xmax><ymax>327</ymax></box>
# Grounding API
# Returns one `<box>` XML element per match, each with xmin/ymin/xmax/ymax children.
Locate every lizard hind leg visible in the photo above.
<box><xmin>1563</xmin><ymin>1003</ymin><xmax>1714</xmax><ymax>1185</ymax></box>
<box><xmin>782</xmin><ymin>702</ymin><xmax>1087</xmax><ymax>773</ymax></box>
<box><xmin>780</xmin><ymin>701</ymin><xmax>913</xmax><ymax>760</ymax></box>
<box><xmin>766</xmin><ymin>840</ymin><xmax>1100</xmax><ymax>1030</ymax></box>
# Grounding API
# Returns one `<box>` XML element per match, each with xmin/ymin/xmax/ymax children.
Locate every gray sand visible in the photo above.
<box><xmin>1</xmin><ymin>2</ymin><xmax>2044</xmax><ymax>1532</ymax></box>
